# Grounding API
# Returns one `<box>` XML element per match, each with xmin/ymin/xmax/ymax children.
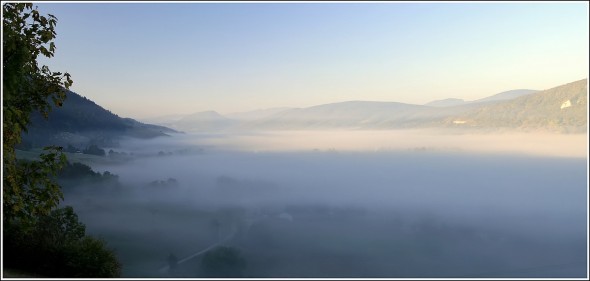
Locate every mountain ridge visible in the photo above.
<box><xmin>151</xmin><ymin>79</ymin><xmax>586</xmax><ymax>133</ymax></box>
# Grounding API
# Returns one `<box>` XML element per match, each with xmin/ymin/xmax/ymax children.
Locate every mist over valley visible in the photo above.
<box><xmin>51</xmin><ymin>126</ymin><xmax>587</xmax><ymax>277</ymax></box>
<box><xmin>4</xmin><ymin>3</ymin><xmax>588</xmax><ymax>278</ymax></box>
<box><xmin>11</xmin><ymin>75</ymin><xmax>589</xmax><ymax>278</ymax></box>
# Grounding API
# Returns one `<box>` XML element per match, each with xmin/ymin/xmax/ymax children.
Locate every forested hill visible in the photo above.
<box><xmin>21</xmin><ymin>90</ymin><xmax>177</xmax><ymax>148</ymax></box>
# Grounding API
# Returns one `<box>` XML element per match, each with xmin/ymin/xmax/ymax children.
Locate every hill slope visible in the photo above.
<box><xmin>444</xmin><ymin>79</ymin><xmax>587</xmax><ymax>133</ymax></box>
<box><xmin>241</xmin><ymin>81</ymin><xmax>585</xmax><ymax>132</ymax></box>
<box><xmin>22</xmin><ymin>90</ymin><xmax>177</xmax><ymax>148</ymax></box>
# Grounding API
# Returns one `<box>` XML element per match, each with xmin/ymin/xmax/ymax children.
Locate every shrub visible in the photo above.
<box><xmin>64</xmin><ymin>236</ymin><xmax>122</xmax><ymax>278</ymax></box>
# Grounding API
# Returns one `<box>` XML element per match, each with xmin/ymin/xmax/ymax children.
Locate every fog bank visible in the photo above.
<box><xmin>60</xmin><ymin>130</ymin><xmax>587</xmax><ymax>277</ymax></box>
<box><xmin>158</xmin><ymin>130</ymin><xmax>587</xmax><ymax>158</ymax></box>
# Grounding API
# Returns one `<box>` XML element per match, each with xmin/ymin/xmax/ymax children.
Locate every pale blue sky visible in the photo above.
<box><xmin>36</xmin><ymin>2</ymin><xmax>588</xmax><ymax>119</ymax></box>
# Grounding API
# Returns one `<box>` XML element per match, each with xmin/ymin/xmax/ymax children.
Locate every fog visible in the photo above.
<box><xmin>60</xmin><ymin>130</ymin><xmax>587</xmax><ymax>277</ymax></box>
<box><xmin>175</xmin><ymin>130</ymin><xmax>587</xmax><ymax>158</ymax></box>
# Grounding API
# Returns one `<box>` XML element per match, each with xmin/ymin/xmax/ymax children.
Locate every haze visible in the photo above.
<box><xmin>171</xmin><ymin>130</ymin><xmax>587</xmax><ymax>158</ymax></box>
<box><xmin>55</xmin><ymin>129</ymin><xmax>588</xmax><ymax>278</ymax></box>
<box><xmin>15</xmin><ymin>2</ymin><xmax>587</xmax><ymax>278</ymax></box>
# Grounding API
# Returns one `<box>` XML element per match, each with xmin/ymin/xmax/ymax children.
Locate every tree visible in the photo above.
<box><xmin>3</xmin><ymin>206</ymin><xmax>122</xmax><ymax>277</ymax></box>
<box><xmin>5</xmin><ymin>150</ymin><xmax>67</xmax><ymax>227</ymax></box>
<box><xmin>3</xmin><ymin>4</ymin><xmax>121</xmax><ymax>277</ymax></box>
<box><xmin>3</xmin><ymin>2</ymin><xmax>73</xmax><ymax>227</ymax></box>
<box><xmin>36</xmin><ymin>206</ymin><xmax>85</xmax><ymax>247</ymax></box>
<box><xmin>64</xmin><ymin>236</ymin><xmax>122</xmax><ymax>278</ymax></box>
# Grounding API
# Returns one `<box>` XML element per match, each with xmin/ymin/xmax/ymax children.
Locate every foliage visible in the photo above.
<box><xmin>36</xmin><ymin>206</ymin><xmax>86</xmax><ymax>246</ymax></box>
<box><xmin>3</xmin><ymin>4</ymin><xmax>122</xmax><ymax>277</ymax></box>
<box><xmin>200</xmin><ymin>246</ymin><xmax>247</xmax><ymax>277</ymax></box>
<box><xmin>3</xmin><ymin>146</ymin><xmax>66</xmax><ymax>228</ymax></box>
<box><xmin>64</xmin><ymin>236</ymin><xmax>122</xmax><ymax>277</ymax></box>
<box><xmin>57</xmin><ymin>161</ymin><xmax>119</xmax><ymax>189</ymax></box>
<box><xmin>59</xmin><ymin>161</ymin><xmax>100</xmax><ymax>178</ymax></box>
<box><xmin>3</xmin><ymin>206</ymin><xmax>122</xmax><ymax>277</ymax></box>
<box><xmin>3</xmin><ymin>2</ymin><xmax>72</xmax><ymax>226</ymax></box>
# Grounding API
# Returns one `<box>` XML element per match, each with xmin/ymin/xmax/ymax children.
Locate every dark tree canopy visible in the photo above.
<box><xmin>3</xmin><ymin>206</ymin><xmax>122</xmax><ymax>277</ymax></box>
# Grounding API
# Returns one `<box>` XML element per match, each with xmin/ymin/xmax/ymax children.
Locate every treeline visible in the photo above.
<box><xmin>58</xmin><ymin>161</ymin><xmax>119</xmax><ymax>183</ymax></box>
<box><xmin>18</xmin><ymin>143</ymin><xmax>109</xmax><ymax>157</ymax></box>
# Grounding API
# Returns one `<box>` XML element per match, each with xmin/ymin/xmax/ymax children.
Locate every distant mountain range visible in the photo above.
<box><xmin>21</xmin><ymin>90</ymin><xmax>178</xmax><ymax>149</ymax></box>
<box><xmin>21</xmin><ymin>79</ymin><xmax>587</xmax><ymax>150</ymax></box>
<box><xmin>145</xmin><ymin>79</ymin><xmax>587</xmax><ymax>133</ymax></box>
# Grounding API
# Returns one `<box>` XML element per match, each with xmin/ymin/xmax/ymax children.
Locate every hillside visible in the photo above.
<box><xmin>444</xmin><ymin>79</ymin><xmax>587</xmax><ymax>133</ymax></box>
<box><xmin>237</xmin><ymin>81</ymin><xmax>585</xmax><ymax>132</ymax></box>
<box><xmin>21</xmin><ymin>90</ymin><xmax>177</xmax><ymax>148</ymax></box>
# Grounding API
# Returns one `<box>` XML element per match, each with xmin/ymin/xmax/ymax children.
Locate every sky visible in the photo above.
<box><xmin>33</xmin><ymin>1</ymin><xmax>589</xmax><ymax>119</ymax></box>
